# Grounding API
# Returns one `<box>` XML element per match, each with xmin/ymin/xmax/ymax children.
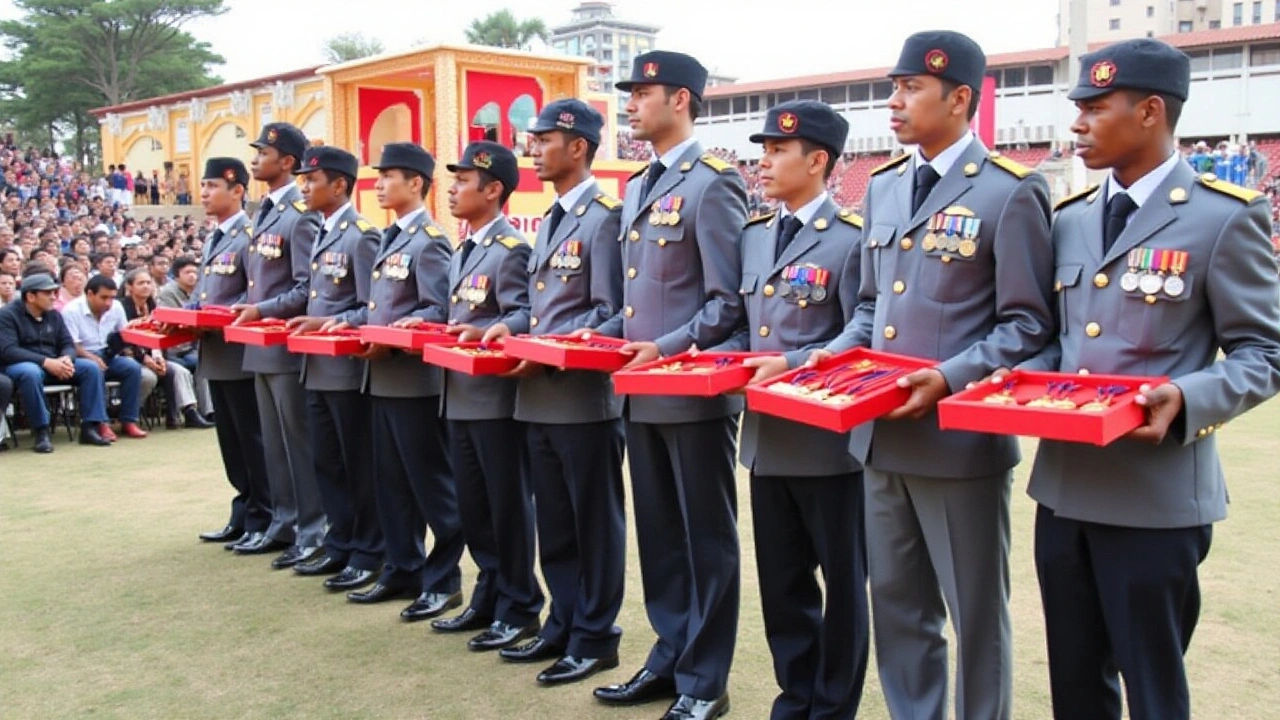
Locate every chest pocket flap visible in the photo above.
<box><xmin>740</xmin><ymin>272</ymin><xmax>758</xmax><ymax>295</ymax></box>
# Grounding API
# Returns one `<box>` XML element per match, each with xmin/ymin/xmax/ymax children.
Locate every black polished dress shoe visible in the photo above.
<box><xmin>325</xmin><ymin>567</ymin><xmax>376</xmax><ymax>590</ymax></box>
<box><xmin>223</xmin><ymin>531</ymin><xmax>252</xmax><ymax>550</ymax></box>
<box><xmin>295</xmin><ymin>555</ymin><xmax>346</xmax><ymax>576</ymax></box>
<box><xmin>430</xmin><ymin>607</ymin><xmax>492</xmax><ymax>633</ymax></box>
<box><xmin>271</xmin><ymin>545</ymin><xmax>322</xmax><ymax>569</ymax></box>
<box><xmin>32</xmin><ymin>428</ymin><xmax>53</xmax><ymax>454</ymax></box>
<box><xmin>467</xmin><ymin>621</ymin><xmax>539</xmax><ymax>652</ymax></box>
<box><xmin>348</xmin><ymin>583</ymin><xmax>418</xmax><ymax>604</ymax></box>
<box><xmin>399</xmin><ymin>591</ymin><xmax>463</xmax><ymax>621</ymax></box>
<box><xmin>499</xmin><ymin>636</ymin><xmax>566</xmax><ymax>664</ymax></box>
<box><xmin>232</xmin><ymin>534</ymin><xmax>291</xmax><ymax>556</ymax></box>
<box><xmin>659</xmin><ymin>694</ymin><xmax>730</xmax><ymax>720</ymax></box>
<box><xmin>199</xmin><ymin>524</ymin><xmax>243</xmax><ymax>543</ymax></box>
<box><xmin>593</xmin><ymin>668</ymin><xmax>678</xmax><ymax>706</ymax></box>
<box><xmin>183</xmin><ymin>407</ymin><xmax>215</xmax><ymax>429</ymax></box>
<box><xmin>78</xmin><ymin>424</ymin><xmax>111</xmax><ymax>446</ymax></box>
<box><xmin>537</xmin><ymin>654</ymin><xmax>620</xmax><ymax>686</ymax></box>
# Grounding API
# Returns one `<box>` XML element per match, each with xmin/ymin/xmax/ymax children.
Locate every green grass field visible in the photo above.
<box><xmin>2</xmin><ymin>402</ymin><xmax>1278</xmax><ymax>719</ymax></box>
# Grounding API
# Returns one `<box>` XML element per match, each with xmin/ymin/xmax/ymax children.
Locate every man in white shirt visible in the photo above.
<box><xmin>62</xmin><ymin>274</ymin><xmax>148</xmax><ymax>439</ymax></box>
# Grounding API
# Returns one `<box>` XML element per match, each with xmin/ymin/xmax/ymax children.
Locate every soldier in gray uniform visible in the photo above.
<box><xmin>592</xmin><ymin>51</ymin><xmax>747</xmax><ymax>720</ymax></box>
<box><xmin>229</xmin><ymin>123</ymin><xmax>325</xmax><ymax>563</ymax></box>
<box><xmin>425</xmin><ymin>141</ymin><xmax>544</xmax><ymax>650</ymax></box>
<box><xmin>338</xmin><ymin>143</ymin><xmax>465</xmax><ymax>621</ymax></box>
<box><xmin>1015</xmin><ymin>40</ymin><xmax>1280</xmax><ymax>720</ymax></box>
<box><xmin>817</xmin><ymin>31</ymin><xmax>1055</xmax><ymax>720</ymax></box>
<box><xmin>729</xmin><ymin>100</ymin><xmax>870</xmax><ymax>720</ymax></box>
<box><xmin>495</xmin><ymin>101</ymin><xmax>627</xmax><ymax>686</ymax></box>
<box><xmin>193</xmin><ymin>158</ymin><xmax>273</xmax><ymax>551</ymax></box>
<box><xmin>285</xmin><ymin>146</ymin><xmax>383</xmax><ymax>592</ymax></box>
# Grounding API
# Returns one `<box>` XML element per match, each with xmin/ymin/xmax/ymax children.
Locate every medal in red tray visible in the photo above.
<box><xmin>421</xmin><ymin>341</ymin><xmax>520</xmax><ymax>376</ymax></box>
<box><xmin>745</xmin><ymin>348</ymin><xmax>937</xmax><ymax>432</ymax></box>
<box><xmin>936</xmin><ymin>370</ymin><xmax>1168</xmax><ymax>446</ymax></box>
<box><xmin>503</xmin><ymin>333</ymin><xmax>632</xmax><ymax>372</ymax></box>
<box><xmin>120</xmin><ymin>320</ymin><xmax>198</xmax><ymax>350</ymax></box>
<box><xmin>223</xmin><ymin>318</ymin><xmax>294</xmax><ymax>347</ymax></box>
<box><xmin>358</xmin><ymin>322</ymin><xmax>455</xmax><ymax>351</ymax></box>
<box><xmin>152</xmin><ymin>304</ymin><xmax>237</xmax><ymax>329</ymax></box>
<box><xmin>286</xmin><ymin>328</ymin><xmax>367</xmax><ymax>356</ymax></box>
<box><xmin>612</xmin><ymin>351</ymin><xmax>758</xmax><ymax>396</ymax></box>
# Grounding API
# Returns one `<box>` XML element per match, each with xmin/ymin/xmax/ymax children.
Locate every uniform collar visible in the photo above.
<box><xmin>557</xmin><ymin>176</ymin><xmax>597</xmax><ymax>213</ymax></box>
<box><xmin>217</xmin><ymin>210</ymin><xmax>246</xmax><ymax>235</ymax></box>
<box><xmin>778</xmin><ymin>191</ymin><xmax>829</xmax><ymax>226</ymax></box>
<box><xmin>656</xmin><ymin>136</ymin><xmax>699</xmax><ymax>169</ymax></box>
<box><xmin>265</xmin><ymin>183</ymin><xmax>294</xmax><ymax>206</ymax></box>
<box><xmin>467</xmin><ymin>216</ymin><xmax>502</xmax><ymax>244</ymax></box>
<box><xmin>1106</xmin><ymin>152</ymin><xmax>1182</xmax><ymax>208</ymax></box>
<box><xmin>914</xmin><ymin>131</ymin><xmax>974</xmax><ymax>178</ymax></box>
<box><xmin>395</xmin><ymin>206</ymin><xmax>426</xmax><ymax>230</ymax></box>
<box><xmin>323</xmin><ymin>202</ymin><xmax>352</xmax><ymax>233</ymax></box>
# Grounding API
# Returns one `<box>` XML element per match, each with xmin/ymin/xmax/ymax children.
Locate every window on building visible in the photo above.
<box><xmin>1147</xmin><ymin>30</ymin><xmax>1154</xmax><ymax>36</ymax></box>
<box><xmin>797</xmin><ymin>88</ymin><xmax>820</xmax><ymax>101</ymax></box>
<box><xmin>1110</xmin><ymin>0</ymin><xmax>1121</xmax><ymax>5</ymax></box>
<box><xmin>1251</xmin><ymin>43</ymin><xmax>1280</xmax><ymax>66</ymax></box>
<box><xmin>820</xmin><ymin>85</ymin><xmax>847</xmax><ymax>104</ymax></box>
<box><xmin>1213</xmin><ymin>47</ymin><xmax>1244</xmax><ymax>70</ymax></box>
<box><xmin>988</xmin><ymin>70</ymin><xmax>1003</xmax><ymax>88</ymax></box>
<box><xmin>710</xmin><ymin>99</ymin><xmax>731</xmax><ymax>117</ymax></box>
<box><xmin>749</xmin><ymin>95</ymin><xmax>761</xmax><ymax>113</ymax></box>
<box><xmin>1147</xmin><ymin>5</ymin><xmax>1155</xmax><ymax>16</ymax></box>
<box><xmin>1028</xmin><ymin>65</ymin><xmax>1055</xmax><ymax>86</ymax></box>
<box><xmin>603</xmin><ymin>32</ymin><xmax>612</xmax><ymax>44</ymax></box>
<box><xmin>1188</xmin><ymin>50</ymin><xmax>1211</xmax><ymax>72</ymax></box>
<box><xmin>871</xmin><ymin>81</ymin><xmax>893</xmax><ymax>101</ymax></box>
<box><xmin>766</xmin><ymin>93</ymin><xmax>777</xmax><ymax>106</ymax></box>
<box><xmin>732</xmin><ymin>96</ymin><xmax>748</xmax><ymax>114</ymax></box>
<box><xmin>1210</xmin><ymin>19</ymin><xmax>1221</xmax><ymax>28</ymax></box>
<box><xmin>602</xmin><ymin>49</ymin><xmax>612</xmax><ymax>60</ymax></box>
<box><xmin>1234</xmin><ymin>2</ymin><xmax>1244</xmax><ymax>25</ymax></box>
<box><xmin>849</xmin><ymin>83</ymin><xmax>870</xmax><ymax>102</ymax></box>
<box><xmin>1109</xmin><ymin>18</ymin><xmax>1121</xmax><ymax>29</ymax></box>
<box><xmin>776</xmin><ymin>91</ymin><xmax>796</xmax><ymax>102</ymax></box>
<box><xmin>1003</xmin><ymin>66</ymin><xmax>1026</xmax><ymax>87</ymax></box>
<box><xmin>1276</xmin><ymin>0</ymin><xmax>1280</xmax><ymax>21</ymax></box>
<box><xmin>1179</xmin><ymin>20</ymin><xmax>1193</xmax><ymax>31</ymax></box>
<box><xmin>1253</xmin><ymin>1</ymin><xmax>1263</xmax><ymax>22</ymax></box>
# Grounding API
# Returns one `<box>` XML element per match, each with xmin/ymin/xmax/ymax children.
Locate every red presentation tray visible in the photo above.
<box><xmin>223</xmin><ymin>319</ymin><xmax>293</xmax><ymax>347</ymax></box>
<box><xmin>745</xmin><ymin>348</ymin><xmax>936</xmax><ymax>432</ymax></box>
<box><xmin>937</xmin><ymin>370</ymin><xmax>1167</xmax><ymax>446</ymax></box>
<box><xmin>152</xmin><ymin>305</ymin><xmax>236</xmax><ymax>329</ymax></box>
<box><xmin>358</xmin><ymin>323</ymin><xmax>455</xmax><ymax>351</ymax></box>
<box><xmin>421</xmin><ymin>342</ymin><xmax>520</xmax><ymax>376</ymax></box>
<box><xmin>613</xmin><ymin>351</ymin><xmax>759</xmax><ymax>397</ymax></box>
<box><xmin>503</xmin><ymin>334</ymin><xmax>632</xmax><ymax>372</ymax></box>
<box><xmin>286</xmin><ymin>329</ymin><xmax>367</xmax><ymax>356</ymax></box>
<box><xmin>120</xmin><ymin>322</ymin><xmax>198</xmax><ymax>350</ymax></box>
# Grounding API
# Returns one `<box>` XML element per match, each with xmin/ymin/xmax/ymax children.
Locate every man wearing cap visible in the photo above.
<box><xmin>228</xmin><ymin>123</ymin><xmax>325</xmax><ymax>564</ymax></box>
<box><xmin>728</xmin><ymin>99</ymin><xmax>870</xmax><ymax>719</ymax></box>
<box><xmin>0</xmin><ymin>273</ymin><xmax>113</xmax><ymax>452</ymax></box>
<box><xmin>1015</xmin><ymin>38</ymin><xmax>1280</xmax><ymax>720</ymax></box>
<box><xmin>193</xmin><ymin>158</ymin><xmax>274</xmax><ymax>552</ymax></box>
<box><xmin>593</xmin><ymin>50</ymin><xmax>747</xmax><ymax>720</ymax></box>
<box><xmin>336</xmin><ymin>143</ymin><xmax>466</xmax><ymax>621</ymax></box>
<box><xmin>284</xmin><ymin>146</ymin><xmax>383</xmax><ymax>592</ymax></box>
<box><xmin>814</xmin><ymin>31</ymin><xmax>1054</xmax><ymax>720</ymax></box>
<box><xmin>419</xmin><ymin>140</ymin><xmax>542</xmax><ymax>647</ymax></box>
<box><xmin>494</xmin><ymin>100</ymin><xmax>627</xmax><ymax>685</ymax></box>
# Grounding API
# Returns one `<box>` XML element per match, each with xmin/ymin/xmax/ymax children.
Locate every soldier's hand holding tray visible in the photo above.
<box><xmin>1125</xmin><ymin>382</ymin><xmax>1185</xmax><ymax>445</ymax></box>
<box><xmin>286</xmin><ymin>315</ymin><xmax>326</xmax><ymax>334</ymax></box>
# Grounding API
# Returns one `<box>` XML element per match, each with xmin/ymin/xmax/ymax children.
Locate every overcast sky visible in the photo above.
<box><xmin>0</xmin><ymin>0</ymin><xmax>1062</xmax><ymax>84</ymax></box>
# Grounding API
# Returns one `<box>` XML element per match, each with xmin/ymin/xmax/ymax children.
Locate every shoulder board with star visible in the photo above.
<box><xmin>1197</xmin><ymin>173</ymin><xmax>1262</xmax><ymax>203</ymax></box>
<box><xmin>1054</xmin><ymin>184</ymin><xmax>1099</xmax><ymax>212</ymax></box>
<box><xmin>424</xmin><ymin>225</ymin><xmax>444</xmax><ymax>238</ymax></box>
<box><xmin>593</xmin><ymin>192</ymin><xmax>622</xmax><ymax>211</ymax></box>
<box><xmin>987</xmin><ymin>152</ymin><xmax>1032</xmax><ymax>179</ymax></box>
<box><xmin>836</xmin><ymin>208</ymin><xmax>863</xmax><ymax>228</ymax></box>
<box><xmin>745</xmin><ymin>211</ymin><xmax>775</xmax><ymax>227</ymax></box>
<box><xmin>698</xmin><ymin>153</ymin><xmax>735</xmax><ymax>174</ymax></box>
<box><xmin>354</xmin><ymin>219</ymin><xmax>374</xmax><ymax>233</ymax></box>
<box><xmin>292</xmin><ymin>200</ymin><xmax>307</xmax><ymax>213</ymax></box>
<box><xmin>870</xmin><ymin>154</ymin><xmax>910</xmax><ymax>177</ymax></box>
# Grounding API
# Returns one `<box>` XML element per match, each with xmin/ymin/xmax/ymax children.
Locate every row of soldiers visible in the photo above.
<box><xmin>185</xmin><ymin>35</ymin><xmax>1280</xmax><ymax>720</ymax></box>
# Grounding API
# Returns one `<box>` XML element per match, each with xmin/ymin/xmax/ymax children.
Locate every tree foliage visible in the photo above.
<box><xmin>0</xmin><ymin>0</ymin><xmax>226</xmax><ymax>164</ymax></box>
<box><xmin>322</xmin><ymin>32</ymin><xmax>385</xmax><ymax>64</ymax></box>
<box><xmin>464</xmin><ymin>9</ymin><xmax>549</xmax><ymax>51</ymax></box>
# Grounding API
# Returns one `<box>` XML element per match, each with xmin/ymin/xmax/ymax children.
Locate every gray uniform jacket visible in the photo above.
<box><xmin>301</xmin><ymin>205</ymin><xmax>379</xmax><ymax>392</ymax></box>
<box><xmin>826</xmin><ymin>142</ymin><xmax>1055</xmax><ymax>479</ymax></box>
<box><xmin>513</xmin><ymin>183</ymin><xmax>625</xmax><ymax>425</ymax></box>
<box><xmin>733</xmin><ymin>198</ymin><xmax>864</xmax><ymax>477</ymax></box>
<box><xmin>595</xmin><ymin>142</ymin><xmax>749</xmax><ymax>424</ymax></box>
<box><xmin>346</xmin><ymin>209</ymin><xmax>453</xmax><ymax>400</ymax></box>
<box><xmin>1021</xmin><ymin>162</ymin><xmax>1280</xmax><ymax>528</ymax></box>
<box><xmin>444</xmin><ymin>215</ymin><xmax>531</xmax><ymax>421</ymax></box>
<box><xmin>195</xmin><ymin>212</ymin><xmax>253</xmax><ymax>382</ymax></box>
<box><xmin>242</xmin><ymin>185</ymin><xmax>321</xmax><ymax>375</ymax></box>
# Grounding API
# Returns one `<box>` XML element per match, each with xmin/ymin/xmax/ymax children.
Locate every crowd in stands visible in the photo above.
<box><xmin>0</xmin><ymin>140</ymin><xmax>213</xmax><ymax>452</ymax></box>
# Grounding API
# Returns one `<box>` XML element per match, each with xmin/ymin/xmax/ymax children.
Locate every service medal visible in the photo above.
<box><xmin>957</xmin><ymin>239</ymin><xmax>977</xmax><ymax>258</ymax></box>
<box><xmin>1120</xmin><ymin>272</ymin><xmax>1140</xmax><ymax>292</ymax></box>
<box><xmin>1138</xmin><ymin>272</ymin><xmax>1163</xmax><ymax>295</ymax></box>
<box><xmin>922</xmin><ymin>233</ymin><xmax>938</xmax><ymax>252</ymax></box>
<box><xmin>1163</xmin><ymin>275</ymin><xmax>1185</xmax><ymax>297</ymax></box>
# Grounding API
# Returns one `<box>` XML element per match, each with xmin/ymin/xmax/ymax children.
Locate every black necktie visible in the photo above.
<box><xmin>545</xmin><ymin>202</ymin><xmax>567</xmax><ymax>239</ymax></box>
<box><xmin>1103</xmin><ymin>192</ymin><xmax>1137</xmax><ymax>254</ymax></box>
<box><xmin>209</xmin><ymin>228</ymin><xmax>224</xmax><ymax>249</ymax></box>
<box><xmin>641</xmin><ymin>160</ymin><xmax>665</xmax><ymax>200</ymax></box>
<box><xmin>459</xmin><ymin>237</ymin><xmax>476</xmax><ymax>266</ymax></box>
<box><xmin>256</xmin><ymin>197</ymin><xmax>274</xmax><ymax>227</ymax></box>
<box><xmin>381</xmin><ymin>224</ymin><xmax>401</xmax><ymax>251</ymax></box>
<box><xmin>774</xmin><ymin>215</ymin><xmax>804</xmax><ymax>263</ymax></box>
<box><xmin>912</xmin><ymin>164</ymin><xmax>941</xmax><ymax>215</ymax></box>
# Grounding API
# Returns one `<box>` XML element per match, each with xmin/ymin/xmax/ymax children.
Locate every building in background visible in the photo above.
<box><xmin>550</xmin><ymin>2</ymin><xmax>659</xmax><ymax>100</ymax></box>
<box><xmin>1058</xmin><ymin>0</ymin><xmax>1280</xmax><ymax>45</ymax></box>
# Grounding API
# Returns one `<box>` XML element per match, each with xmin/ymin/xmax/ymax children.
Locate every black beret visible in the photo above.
<box><xmin>749</xmin><ymin>99</ymin><xmax>849</xmax><ymax>156</ymax></box>
<box><xmin>293</xmin><ymin>146</ymin><xmax>358</xmax><ymax>179</ymax></box>
<box><xmin>249</xmin><ymin>123</ymin><xmax>307</xmax><ymax>162</ymax></box>
<box><xmin>530</xmin><ymin>99</ymin><xmax>603</xmax><ymax>145</ymax></box>
<box><xmin>447</xmin><ymin>141</ymin><xmax>519</xmax><ymax>192</ymax></box>
<box><xmin>616</xmin><ymin>50</ymin><xmax>709</xmax><ymax>99</ymax></box>
<box><xmin>202</xmin><ymin>157</ymin><xmax>249</xmax><ymax>187</ymax></box>
<box><xmin>1068</xmin><ymin>38</ymin><xmax>1191</xmax><ymax>102</ymax></box>
<box><xmin>889</xmin><ymin>30</ymin><xmax>987</xmax><ymax>91</ymax></box>
<box><xmin>373</xmin><ymin>142</ymin><xmax>435</xmax><ymax>178</ymax></box>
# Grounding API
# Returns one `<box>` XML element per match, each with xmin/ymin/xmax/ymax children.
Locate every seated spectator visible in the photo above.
<box><xmin>121</xmin><ymin>267</ymin><xmax>211</xmax><ymax>429</ymax></box>
<box><xmin>61</xmin><ymin>275</ymin><xmax>148</xmax><ymax>440</ymax></box>
<box><xmin>90</xmin><ymin>251</ymin><xmax>123</xmax><ymax>285</ymax></box>
<box><xmin>157</xmin><ymin>254</ymin><xmax>197</xmax><ymax>309</ymax></box>
<box><xmin>53</xmin><ymin>262</ymin><xmax>85</xmax><ymax>311</ymax></box>
<box><xmin>148</xmin><ymin>254</ymin><xmax>170</xmax><ymax>288</ymax></box>
<box><xmin>0</xmin><ymin>271</ymin><xmax>14</xmax><ymax>305</ymax></box>
<box><xmin>1</xmin><ymin>247</ymin><xmax>19</xmax><ymax>277</ymax></box>
<box><xmin>0</xmin><ymin>273</ymin><xmax>113</xmax><ymax>452</ymax></box>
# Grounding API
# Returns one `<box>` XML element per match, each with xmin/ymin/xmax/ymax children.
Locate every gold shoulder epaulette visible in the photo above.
<box><xmin>354</xmin><ymin>219</ymin><xmax>373</xmax><ymax>233</ymax></box>
<box><xmin>699</xmin><ymin>153</ymin><xmax>735</xmax><ymax>174</ymax></box>
<box><xmin>424</xmin><ymin>225</ymin><xmax>444</xmax><ymax>238</ymax></box>
<box><xmin>870</xmin><ymin>154</ymin><xmax>910</xmax><ymax>176</ymax></box>
<box><xmin>1197</xmin><ymin>173</ymin><xmax>1262</xmax><ymax>203</ymax></box>
<box><xmin>497</xmin><ymin>236</ymin><xmax>523</xmax><ymax>250</ymax></box>
<box><xmin>745</xmin><ymin>211</ymin><xmax>775</xmax><ymax>227</ymax></box>
<box><xmin>292</xmin><ymin>200</ymin><xmax>307</xmax><ymax>213</ymax></box>
<box><xmin>836</xmin><ymin>208</ymin><xmax>864</xmax><ymax>228</ymax></box>
<box><xmin>593</xmin><ymin>192</ymin><xmax>622</xmax><ymax>211</ymax></box>
<box><xmin>1054</xmin><ymin>184</ymin><xmax>1099</xmax><ymax>212</ymax></box>
<box><xmin>988</xmin><ymin>152</ymin><xmax>1032</xmax><ymax>179</ymax></box>
<box><xmin>629</xmin><ymin>165</ymin><xmax>647</xmax><ymax>181</ymax></box>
